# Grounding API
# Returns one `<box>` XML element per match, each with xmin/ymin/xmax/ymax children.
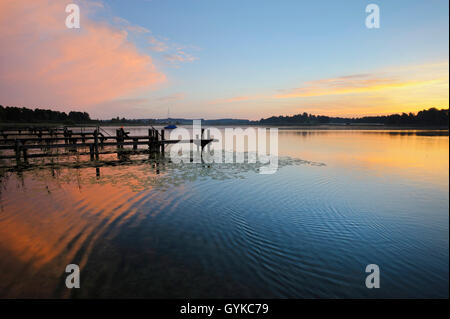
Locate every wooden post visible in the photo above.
<box><xmin>148</xmin><ymin>129</ymin><xmax>152</xmax><ymax>153</ymax></box>
<box><xmin>95</xmin><ymin>125</ymin><xmax>100</xmax><ymax>154</ymax></box>
<box><xmin>94</xmin><ymin>130</ymin><xmax>99</xmax><ymax>160</ymax></box>
<box><xmin>22</xmin><ymin>144</ymin><xmax>28</xmax><ymax>164</ymax></box>
<box><xmin>161</xmin><ymin>129</ymin><xmax>165</xmax><ymax>156</ymax></box>
<box><xmin>116</xmin><ymin>129</ymin><xmax>122</xmax><ymax>159</ymax></box>
<box><xmin>89</xmin><ymin>144</ymin><xmax>94</xmax><ymax>161</ymax></box>
<box><xmin>14</xmin><ymin>140</ymin><xmax>21</xmax><ymax>165</ymax></box>
<box><xmin>155</xmin><ymin>129</ymin><xmax>159</xmax><ymax>154</ymax></box>
<box><xmin>116</xmin><ymin>129</ymin><xmax>120</xmax><ymax>150</ymax></box>
<box><xmin>147</xmin><ymin>129</ymin><xmax>150</xmax><ymax>152</ymax></box>
<box><xmin>133</xmin><ymin>138</ymin><xmax>138</xmax><ymax>150</ymax></box>
<box><xmin>152</xmin><ymin>129</ymin><xmax>156</xmax><ymax>154</ymax></box>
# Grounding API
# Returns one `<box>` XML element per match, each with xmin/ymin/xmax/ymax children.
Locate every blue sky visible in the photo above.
<box><xmin>1</xmin><ymin>0</ymin><xmax>448</xmax><ymax>119</ymax></box>
<box><xmin>107</xmin><ymin>0</ymin><xmax>448</xmax><ymax>119</ymax></box>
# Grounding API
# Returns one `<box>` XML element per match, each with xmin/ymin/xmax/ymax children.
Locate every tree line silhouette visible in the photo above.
<box><xmin>259</xmin><ymin>107</ymin><xmax>449</xmax><ymax>126</ymax></box>
<box><xmin>1</xmin><ymin>104</ymin><xmax>448</xmax><ymax>126</ymax></box>
<box><xmin>0</xmin><ymin>105</ymin><xmax>90</xmax><ymax>124</ymax></box>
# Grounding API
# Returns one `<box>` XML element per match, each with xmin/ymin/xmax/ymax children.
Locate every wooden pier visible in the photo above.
<box><xmin>0</xmin><ymin>125</ymin><xmax>214</xmax><ymax>167</ymax></box>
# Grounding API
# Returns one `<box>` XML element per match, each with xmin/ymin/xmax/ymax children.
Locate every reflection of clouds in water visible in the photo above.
<box><xmin>6</xmin><ymin>154</ymin><xmax>325</xmax><ymax>193</ymax></box>
<box><xmin>0</xmin><ymin>154</ymin><xmax>325</xmax><ymax>297</ymax></box>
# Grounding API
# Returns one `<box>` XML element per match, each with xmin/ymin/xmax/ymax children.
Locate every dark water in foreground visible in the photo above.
<box><xmin>0</xmin><ymin>129</ymin><xmax>448</xmax><ymax>298</ymax></box>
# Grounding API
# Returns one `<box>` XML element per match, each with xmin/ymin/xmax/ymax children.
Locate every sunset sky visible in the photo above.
<box><xmin>0</xmin><ymin>0</ymin><xmax>448</xmax><ymax>120</ymax></box>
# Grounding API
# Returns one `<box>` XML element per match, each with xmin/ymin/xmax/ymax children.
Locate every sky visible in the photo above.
<box><xmin>0</xmin><ymin>0</ymin><xmax>448</xmax><ymax>120</ymax></box>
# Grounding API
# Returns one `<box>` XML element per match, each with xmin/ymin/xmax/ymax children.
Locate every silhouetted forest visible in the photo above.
<box><xmin>0</xmin><ymin>105</ymin><xmax>91</xmax><ymax>124</ymax></box>
<box><xmin>1</xmin><ymin>105</ymin><xmax>448</xmax><ymax>127</ymax></box>
<box><xmin>259</xmin><ymin>108</ymin><xmax>449</xmax><ymax>126</ymax></box>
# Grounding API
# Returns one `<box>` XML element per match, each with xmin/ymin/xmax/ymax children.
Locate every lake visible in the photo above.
<box><xmin>0</xmin><ymin>128</ymin><xmax>448</xmax><ymax>298</ymax></box>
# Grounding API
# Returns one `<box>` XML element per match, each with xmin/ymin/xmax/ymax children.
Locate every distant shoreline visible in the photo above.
<box><xmin>2</xmin><ymin>106</ymin><xmax>448</xmax><ymax>128</ymax></box>
<box><xmin>259</xmin><ymin>124</ymin><xmax>449</xmax><ymax>131</ymax></box>
<box><xmin>1</xmin><ymin>122</ymin><xmax>448</xmax><ymax>131</ymax></box>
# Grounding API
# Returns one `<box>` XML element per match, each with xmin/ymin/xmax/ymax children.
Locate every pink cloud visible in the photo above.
<box><xmin>163</xmin><ymin>50</ymin><xmax>197</xmax><ymax>64</ymax></box>
<box><xmin>147</xmin><ymin>35</ymin><xmax>199</xmax><ymax>65</ymax></box>
<box><xmin>0</xmin><ymin>0</ymin><xmax>165</xmax><ymax>111</ymax></box>
<box><xmin>148</xmin><ymin>35</ymin><xmax>169</xmax><ymax>52</ymax></box>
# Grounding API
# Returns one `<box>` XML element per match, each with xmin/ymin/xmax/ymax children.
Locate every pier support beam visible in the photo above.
<box><xmin>22</xmin><ymin>146</ymin><xmax>28</xmax><ymax>164</ymax></box>
<box><xmin>161</xmin><ymin>129</ymin><xmax>165</xmax><ymax>156</ymax></box>
<box><xmin>89</xmin><ymin>144</ymin><xmax>94</xmax><ymax>161</ymax></box>
<box><xmin>94</xmin><ymin>130</ymin><xmax>99</xmax><ymax>160</ymax></box>
<box><xmin>14</xmin><ymin>140</ymin><xmax>20</xmax><ymax>165</ymax></box>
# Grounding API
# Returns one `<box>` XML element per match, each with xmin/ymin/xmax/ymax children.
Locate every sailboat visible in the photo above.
<box><xmin>164</xmin><ymin>107</ymin><xmax>177</xmax><ymax>129</ymax></box>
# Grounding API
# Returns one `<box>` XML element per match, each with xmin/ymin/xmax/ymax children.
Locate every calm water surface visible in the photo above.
<box><xmin>0</xmin><ymin>128</ymin><xmax>448</xmax><ymax>298</ymax></box>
